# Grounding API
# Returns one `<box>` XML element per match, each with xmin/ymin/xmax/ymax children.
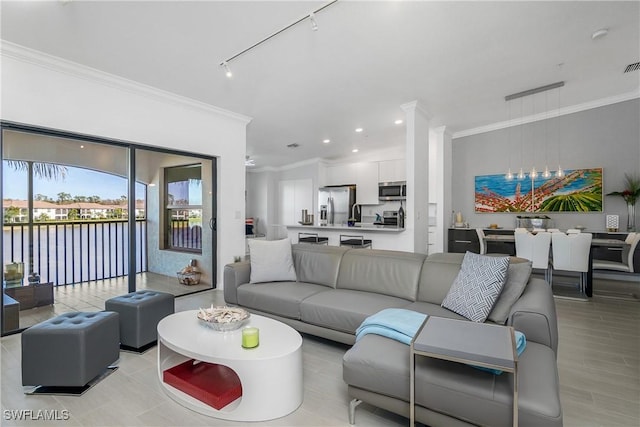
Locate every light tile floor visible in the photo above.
<box><xmin>1</xmin><ymin>278</ymin><xmax>639</xmax><ymax>426</ymax></box>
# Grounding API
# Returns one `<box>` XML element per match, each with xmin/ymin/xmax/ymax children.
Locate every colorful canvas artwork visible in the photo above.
<box><xmin>475</xmin><ymin>168</ymin><xmax>603</xmax><ymax>213</ymax></box>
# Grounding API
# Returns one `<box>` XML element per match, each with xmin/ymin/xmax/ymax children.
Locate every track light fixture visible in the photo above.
<box><xmin>222</xmin><ymin>61</ymin><xmax>232</xmax><ymax>78</ymax></box>
<box><xmin>218</xmin><ymin>0</ymin><xmax>338</xmax><ymax>77</ymax></box>
<box><xmin>309</xmin><ymin>12</ymin><xmax>318</xmax><ymax>31</ymax></box>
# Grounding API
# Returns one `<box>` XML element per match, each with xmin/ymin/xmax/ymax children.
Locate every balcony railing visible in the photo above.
<box><xmin>3</xmin><ymin>219</ymin><xmax>147</xmax><ymax>286</ymax></box>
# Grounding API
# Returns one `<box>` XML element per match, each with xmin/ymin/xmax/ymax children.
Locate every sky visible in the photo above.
<box><xmin>3</xmin><ymin>163</ymin><xmax>141</xmax><ymax>201</ymax></box>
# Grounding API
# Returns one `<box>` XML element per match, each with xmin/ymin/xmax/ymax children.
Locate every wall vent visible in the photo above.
<box><xmin>624</xmin><ymin>62</ymin><xmax>640</xmax><ymax>73</ymax></box>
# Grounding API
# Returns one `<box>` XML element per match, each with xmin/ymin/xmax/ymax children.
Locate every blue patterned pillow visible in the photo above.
<box><xmin>441</xmin><ymin>252</ymin><xmax>510</xmax><ymax>322</ymax></box>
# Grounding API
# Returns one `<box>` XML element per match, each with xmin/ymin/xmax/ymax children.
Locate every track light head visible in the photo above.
<box><xmin>222</xmin><ymin>61</ymin><xmax>232</xmax><ymax>78</ymax></box>
<box><xmin>309</xmin><ymin>12</ymin><xmax>318</xmax><ymax>31</ymax></box>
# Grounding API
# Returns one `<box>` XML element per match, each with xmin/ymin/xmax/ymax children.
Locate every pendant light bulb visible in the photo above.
<box><xmin>530</xmin><ymin>167</ymin><xmax>538</xmax><ymax>179</ymax></box>
<box><xmin>517</xmin><ymin>168</ymin><xmax>526</xmax><ymax>180</ymax></box>
<box><xmin>222</xmin><ymin>62</ymin><xmax>233</xmax><ymax>78</ymax></box>
<box><xmin>556</xmin><ymin>165</ymin><xmax>565</xmax><ymax>178</ymax></box>
<box><xmin>542</xmin><ymin>166</ymin><xmax>551</xmax><ymax>179</ymax></box>
<box><xmin>505</xmin><ymin>168</ymin><xmax>514</xmax><ymax>180</ymax></box>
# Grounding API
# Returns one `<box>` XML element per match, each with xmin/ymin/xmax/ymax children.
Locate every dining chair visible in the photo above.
<box><xmin>475</xmin><ymin>228</ymin><xmax>486</xmax><ymax>254</ymax></box>
<box><xmin>515</xmin><ymin>231</ymin><xmax>552</xmax><ymax>283</ymax></box>
<box><xmin>566</xmin><ymin>228</ymin><xmax>581</xmax><ymax>234</ymax></box>
<box><xmin>546</xmin><ymin>228</ymin><xmax>560</xmax><ymax>233</ymax></box>
<box><xmin>550</xmin><ymin>232</ymin><xmax>593</xmax><ymax>296</ymax></box>
<box><xmin>592</xmin><ymin>233</ymin><xmax>640</xmax><ymax>273</ymax></box>
<box><xmin>515</xmin><ymin>228</ymin><xmax>528</xmax><ymax>234</ymax></box>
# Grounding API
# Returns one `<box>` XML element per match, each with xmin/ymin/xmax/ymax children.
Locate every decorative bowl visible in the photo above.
<box><xmin>197</xmin><ymin>306</ymin><xmax>250</xmax><ymax>332</ymax></box>
<box><xmin>177</xmin><ymin>271</ymin><xmax>201</xmax><ymax>286</ymax></box>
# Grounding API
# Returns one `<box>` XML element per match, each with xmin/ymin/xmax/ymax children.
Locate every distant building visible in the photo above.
<box><xmin>2</xmin><ymin>199</ymin><xmax>146</xmax><ymax>222</ymax></box>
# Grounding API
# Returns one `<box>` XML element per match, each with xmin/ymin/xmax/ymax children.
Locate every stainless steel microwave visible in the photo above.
<box><xmin>378</xmin><ymin>181</ymin><xmax>406</xmax><ymax>201</ymax></box>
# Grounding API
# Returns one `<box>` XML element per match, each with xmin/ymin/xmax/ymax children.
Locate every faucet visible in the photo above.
<box><xmin>351</xmin><ymin>203</ymin><xmax>360</xmax><ymax>220</ymax></box>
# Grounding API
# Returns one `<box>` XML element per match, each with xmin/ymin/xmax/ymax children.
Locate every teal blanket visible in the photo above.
<box><xmin>355</xmin><ymin>308</ymin><xmax>428</xmax><ymax>345</ymax></box>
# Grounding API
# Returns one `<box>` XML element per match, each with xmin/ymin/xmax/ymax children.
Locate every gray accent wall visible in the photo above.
<box><xmin>452</xmin><ymin>99</ymin><xmax>640</xmax><ymax>231</ymax></box>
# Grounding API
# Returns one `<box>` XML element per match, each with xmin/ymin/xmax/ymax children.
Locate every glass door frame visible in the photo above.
<box><xmin>1</xmin><ymin>121</ymin><xmax>217</xmax><ymax>335</ymax></box>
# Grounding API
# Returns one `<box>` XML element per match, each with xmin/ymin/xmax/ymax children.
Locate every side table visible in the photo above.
<box><xmin>410</xmin><ymin>317</ymin><xmax>518</xmax><ymax>427</ymax></box>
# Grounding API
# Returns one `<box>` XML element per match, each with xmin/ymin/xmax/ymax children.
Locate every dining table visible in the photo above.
<box><xmin>482</xmin><ymin>234</ymin><xmax>630</xmax><ymax>297</ymax></box>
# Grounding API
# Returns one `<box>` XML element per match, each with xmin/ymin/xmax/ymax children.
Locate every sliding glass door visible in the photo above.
<box><xmin>1</xmin><ymin>125</ymin><xmax>216</xmax><ymax>335</ymax></box>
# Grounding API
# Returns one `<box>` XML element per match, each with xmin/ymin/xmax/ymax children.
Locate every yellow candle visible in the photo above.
<box><xmin>242</xmin><ymin>327</ymin><xmax>259</xmax><ymax>349</ymax></box>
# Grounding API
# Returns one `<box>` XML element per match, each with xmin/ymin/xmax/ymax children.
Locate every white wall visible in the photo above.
<box><xmin>1</xmin><ymin>42</ymin><xmax>251</xmax><ymax>287</ymax></box>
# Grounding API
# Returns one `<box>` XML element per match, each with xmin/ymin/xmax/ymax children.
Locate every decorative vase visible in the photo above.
<box><xmin>627</xmin><ymin>203</ymin><xmax>636</xmax><ymax>231</ymax></box>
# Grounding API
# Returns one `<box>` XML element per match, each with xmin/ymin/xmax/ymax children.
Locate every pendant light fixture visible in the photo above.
<box><xmin>555</xmin><ymin>86</ymin><xmax>565</xmax><ymax>178</ymax></box>
<box><xmin>542</xmin><ymin>91</ymin><xmax>552</xmax><ymax>178</ymax></box>
<box><xmin>505</xmin><ymin>98</ymin><xmax>514</xmax><ymax>180</ymax></box>
<box><xmin>504</xmin><ymin>81</ymin><xmax>565</xmax><ymax>181</ymax></box>
<box><xmin>517</xmin><ymin>97</ymin><xmax>526</xmax><ymax>180</ymax></box>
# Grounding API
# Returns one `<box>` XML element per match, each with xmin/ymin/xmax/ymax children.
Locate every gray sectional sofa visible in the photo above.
<box><xmin>223</xmin><ymin>243</ymin><xmax>562</xmax><ymax>427</ymax></box>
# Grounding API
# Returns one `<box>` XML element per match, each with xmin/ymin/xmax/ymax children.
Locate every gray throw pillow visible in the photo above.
<box><xmin>441</xmin><ymin>251</ymin><xmax>510</xmax><ymax>322</ymax></box>
<box><xmin>248</xmin><ymin>238</ymin><xmax>297</xmax><ymax>283</ymax></box>
<box><xmin>487</xmin><ymin>260</ymin><xmax>532</xmax><ymax>324</ymax></box>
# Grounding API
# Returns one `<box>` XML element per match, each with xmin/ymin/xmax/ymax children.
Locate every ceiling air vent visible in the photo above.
<box><xmin>286</xmin><ymin>143</ymin><xmax>300</xmax><ymax>148</ymax></box>
<box><xmin>624</xmin><ymin>62</ymin><xmax>640</xmax><ymax>73</ymax></box>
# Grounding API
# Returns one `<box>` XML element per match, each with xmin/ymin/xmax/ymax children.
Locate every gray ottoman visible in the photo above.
<box><xmin>22</xmin><ymin>311</ymin><xmax>120</xmax><ymax>388</ymax></box>
<box><xmin>105</xmin><ymin>290</ymin><xmax>174</xmax><ymax>351</ymax></box>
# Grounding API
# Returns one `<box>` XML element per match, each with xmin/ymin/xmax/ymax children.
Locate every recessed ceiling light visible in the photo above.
<box><xmin>352</xmin><ymin>149</ymin><xmax>359</xmax><ymax>153</ymax></box>
<box><xmin>355</xmin><ymin>128</ymin><xmax>363</xmax><ymax>133</ymax></box>
<box><xmin>148</xmin><ymin>183</ymin><xmax>156</xmax><ymax>187</ymax></box>
<box><xmin>80</xmin><ymin>145</ymin><xmax>85</xmax><ymax>149</ymax></box>
<box><xmin>323</xmin><ymin>139</ymin><xmax>330</xmax><ymax>144</ymax></box>
<box><xmin>394</xmin><ymin>119</ymin><xmax>403</xmax><ymax>125</ymax></box>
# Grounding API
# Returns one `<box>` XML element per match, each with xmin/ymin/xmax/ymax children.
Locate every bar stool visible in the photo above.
<box><xmin>339</xmin><ymin>234</ymin><xmax>372</xmax><ymax>249</ymax></box>
<box><xmin>298</xmin><ymin>232</ymin><xmax>329</xmax><ymax>245</ymax></box>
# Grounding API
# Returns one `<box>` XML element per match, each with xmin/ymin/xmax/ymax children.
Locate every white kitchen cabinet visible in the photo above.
<box><xmin>324</xmin><ymin>164</ymin><xmax>357</xmax><ymax>186</ymax></box>
<box><xmin>355</xmin><ymin>162</ymin><xmax>380</xmax><ymax>205</ymax></box>
<box><xmin>278</xmin><ymin>179</ymin><xmax>313</xmax><ymax>225</ymax></box>
<box><xmin>378</xmin><ymin>159</ymin><xmax>406</xmax><ymax>183</ymax></box>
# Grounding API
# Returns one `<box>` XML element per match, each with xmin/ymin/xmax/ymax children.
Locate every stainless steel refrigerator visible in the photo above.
<box><xmin>318</xmin><ymin>185</ymin><xmax>358</xmax><ymax>226</ymax></box>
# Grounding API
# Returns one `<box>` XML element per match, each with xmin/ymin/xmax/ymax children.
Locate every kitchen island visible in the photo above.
<box><xmin>286</xmin><ymin>224</ymin><xmax>406</xmax><ymax>251</ymax></box>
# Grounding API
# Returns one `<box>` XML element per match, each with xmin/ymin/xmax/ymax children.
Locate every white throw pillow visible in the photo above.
<box><xmin>248</xmin><ymin>238</ymin><xmax>297</xmax><ymax>284</ymax></box>
<box><xmin>441</xmin><ymin>251</ymin><xmax>510</xmax><ymax>322</ymax></box>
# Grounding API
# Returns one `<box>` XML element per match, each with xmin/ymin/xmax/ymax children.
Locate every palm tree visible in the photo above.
<box><xmin>5</xmin><ymin>160</ymin><xmax>67</xmax><ymax>180</ymax></box>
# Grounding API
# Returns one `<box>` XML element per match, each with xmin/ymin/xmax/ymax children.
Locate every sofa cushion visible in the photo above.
<box><xmin>488</xmin><ymin>259</ymin><xmax>532</xmax><ymax>324</ymax></box>
<box><xmin>402</xmin><ymin>301</ymin><xmax>468</xmax><ymax>321</ymax></box>
<box><xmin>300</xmin><ymin>289</ymin><xmax>411</xmax><ymax>334</ymax></box>
<box><xmin>336</xmin><ymin>249</ymin><xmax>426</xmax><ymax>301</ymax></box>
<box><xmin>417</xmin><ymin>252</ymin><xmax>465</xmax><ymax>304</ymax></box>
<box><xmin>441</xmin><ymin>252</ymin><xmax>510</xmax><ymax>322</ymax></box>
<box><xmin>237</xmin><ymin>282</ymin><xmax>327</xmax><ymax>319</ymax></box>
<box><xmin>343</xmin><ymin>334</ymin><xmax>562</xmax><ymax>427</ymax></box>
<box><xmin>292</xmin><ymin>244</ymin><xmax>348</xmax><ymax>288</ymax></box>
<box><xmin>248</xmin><ymin>238</ymin><xmax>297</xmax><ymax>283</ymax></box>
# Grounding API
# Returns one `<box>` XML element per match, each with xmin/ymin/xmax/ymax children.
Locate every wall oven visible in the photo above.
<box><xmin>378</xmin><ymin>181</ymin><xmax>406</xmax><ymax>201</ymax></box>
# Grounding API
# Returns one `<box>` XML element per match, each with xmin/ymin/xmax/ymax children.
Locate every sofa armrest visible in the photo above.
<box><xmin>506</xmin><ymin>277</ymin><xmax>559</xmax><ymax>355</ymax></box>
<box><xmin>223</xmin><ymin>261</ymin><xmax>251</xmax><ymax>305</ymax></box>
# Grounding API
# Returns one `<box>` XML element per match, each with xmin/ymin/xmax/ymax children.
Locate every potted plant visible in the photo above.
<box><xmin>607</xmin><ymin>174</ymin><xmax>640</xmax><ymax>231</ymax></box>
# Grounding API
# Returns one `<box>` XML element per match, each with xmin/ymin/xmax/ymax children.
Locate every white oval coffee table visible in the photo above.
<box><xmin>157</xmin><ymin>310</ymin><xmax>303</xmax><ymax>421</ymax></box>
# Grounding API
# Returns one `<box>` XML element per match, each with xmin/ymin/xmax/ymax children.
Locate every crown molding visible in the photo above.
<box><xmin>453</xmin><ymin>90</ymin><xmax>640</xmax><ymax>139</ymax></box>
<box><xmin>0</xmin><ymin>40</ymin><xmax>253</xmax><ymax>124</ymax></box>
<box><xmin>400</xmin><ymin>100</ymin><xmax>432</xmax><ymax>121</ymax></box>
<box><xmin>248</xmin><ymin>157</ymin><xmax>324</xmax><ymax>173</ymax></box>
